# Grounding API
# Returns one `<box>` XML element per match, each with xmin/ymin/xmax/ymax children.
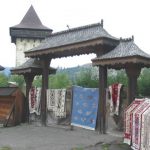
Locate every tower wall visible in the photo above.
<box><xmin>16</xmin><ymin>38</ymin><xmax>42</xmax><ymax>66</ymax></box>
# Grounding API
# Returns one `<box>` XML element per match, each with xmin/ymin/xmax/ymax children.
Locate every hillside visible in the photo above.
<box><xmin>1</xmin><ymin>67</ymin><xmax>11</xmax><ymax>76</ymax></box>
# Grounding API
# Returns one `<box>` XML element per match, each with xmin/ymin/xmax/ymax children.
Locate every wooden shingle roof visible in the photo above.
<box><xmin>11</xmin><ymin>58</ymin><xmax>56</xmax><ymax>75</ymax></box>
<box><xmin>10</xmin><ymin>5</ymin><xmax>52</xmax><ymax>43</ymax></box>
<box><xmin>25</xmin><ymin>22</ymin><xmax>119</xmax><ymax>58</ymax></box>
<box><xmin>11</xmin><ymin>5</ymin><xmax>52</xmax><ymax>30</ymax></box>
<box><xmin>92</xmin><ymin>38</ymin><xmax>150</xmax><ymax>68</ymax></box>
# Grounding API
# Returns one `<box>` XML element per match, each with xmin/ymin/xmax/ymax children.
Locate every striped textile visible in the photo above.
<box><xmin>141</xmin><ymin>107</ymin><xmax>150</xmax><ymax>150</ymax></box>
<box><xmin>143</xmin><ymin>112</ymin><xmax>150</xmax><ymax>150</ymax></box>
<box><xmin>123</xmin><ymin>99</ymin><xmax>144</xmax><ymax>145</ymax></box>
<box><xmin>131</xmin><ymin>100</ymin><xmax>150</xmax><ymax>150</ymax></box>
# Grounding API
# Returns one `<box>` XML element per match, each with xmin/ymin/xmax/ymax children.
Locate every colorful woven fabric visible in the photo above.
<box><xmin>71</xmin><ymin>86</ymin><xmax>99</xmax><ymax>130</ymax></box>
<box><xmin>141</xmin><ymin>106</ymin><xmax>150</xmax><ymax>150</ymax></box>
<box><xmin>29</xmin><ymin>87</ymin><xmax>36</xmax><ymax>114</ymax></box>
<box><xmin>143</xmin><ymin>112</ymin><xmax>150</xmax><ymax>150</ymax></box>
<box><xmin>109</xmin><ymin>83</ymin><xmax>122</xmax><ymax>116</ymax></box>
<box><xmin>29</xmin><ymin>87</ymin><xmax>42</xmax><ymax>115</ymax></box>
<box><xmin>47</xmin><ymin>89</ymin><xmax>66</xmax><ymax>118</ymax></box>
<box><xmin>123</xmin><ymin>99</ymin><xmax>144</xmax><ymax>145</ymax></box>
<box><xmin>131</xmin><ymin>100</ymin><xmax>150</xmax><ymax>150</ymax></box>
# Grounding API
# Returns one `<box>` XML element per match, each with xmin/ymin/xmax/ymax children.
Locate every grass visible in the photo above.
<box><xmin>72</xmin><ymin>147</ymin><xmax>84</xmax><ymax>150</ymax></box>
<box><xmin>0</xmin><ymin>146</ymin><xmax>12</xmax><ymax>150</ymax></box>
<box><xmin>101</xmin><ymin>143</ymin><xmax>110</xmax><ymax>150</ymax></box>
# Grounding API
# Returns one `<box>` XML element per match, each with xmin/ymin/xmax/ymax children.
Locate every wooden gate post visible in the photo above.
<box><xmin>24</xmin><ymin>74</ymin><xmax>35</xmax><ymax>122</ymax></box>
<box><xmin>125</xmin><ymin>65</ymin><xmax>141</xmax><ymax>104</ymax></box>
<box><xmin>41</xmin><ymin>58</ymin><xmax>50</xmax><ymax>126</ymax></box>
<box><xmin>97</xmin><ymin>66</ymin><xmax>107</xmax><ymax>134</ymax></box>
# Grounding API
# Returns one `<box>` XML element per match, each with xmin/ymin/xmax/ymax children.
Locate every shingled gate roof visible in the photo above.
<box><xmin>11</xmin><ymin>58</ymin><xmax>56</xmax><ymax>75</ymax></box>
<box><xmin>92</xmin><ymin>38</ymin><xmax>150</xmax><ymax>68</ymax></box>
<box><xmin>25</xmin><ymin>22</ymin><xmax>119</xmax><ymax>58</ymax></box>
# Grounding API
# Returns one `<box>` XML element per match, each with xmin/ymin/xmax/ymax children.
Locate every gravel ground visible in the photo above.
<box><xmin>0</xmin><ymin>123</ymin><xmax>131</xmax><ymax>150</ymax></box>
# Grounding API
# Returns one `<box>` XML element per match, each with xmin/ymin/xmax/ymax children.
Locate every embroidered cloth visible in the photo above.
<box><xmin>29</xmin><ymin>87</ymin><xmax>42</xmax><ymax>115</ymax></box>
<box><xmin>71</xmin><ymin>86</ymin><xmax>99</xmax><ymax>130</ymax></box>
<box><xmin>143</xmin><ymin>111</ymin><xmax>150</xmax><ymax>150</ymax></box>
<box><xmin>141</xmin><ymin>106</ymin><xmax>150</xmax><ymax>150</ymax></box>
<box><xmin>47</xmin><ymin>89</ymin><xmax>66</xmax><ymax>118</ymax></box>
<box><xmin>109</xmin><ymin>83</ymin><xmax>122</xmax><ymax>116</ymax></box>
<box><xmin>123</xmin><ymin>99</ymin><xmax>144</xmax><ymax>145</ymax></box>
<box><xmin>131</xmin><ymin>100</ymin><xmax>150</xmax><ymax>150</ymax></box>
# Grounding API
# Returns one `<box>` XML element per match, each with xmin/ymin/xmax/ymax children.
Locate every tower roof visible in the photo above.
<box><xmin>10</xmin><ymin>5</ymin><xmax>53</xmax><ymax>43</ymax></box>
<box><xmin>11</xmin><ymin>5</ymin><xmax>52</xmax><ymax>30</ymax></box>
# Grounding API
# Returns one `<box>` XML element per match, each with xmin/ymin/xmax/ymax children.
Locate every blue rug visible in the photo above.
<box><xmin>71</xmin><ymin>86</ymin><xmax>99</xmax><ymax>130</ymax></box>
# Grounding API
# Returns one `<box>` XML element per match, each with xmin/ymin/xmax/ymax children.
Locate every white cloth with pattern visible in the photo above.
<box><xmin>47</xmin><ymin>89</ymin><xmax>66</xmax><ymax>118</ymax></box>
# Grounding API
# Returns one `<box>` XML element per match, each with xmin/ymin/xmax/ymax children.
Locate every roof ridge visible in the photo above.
<box><xmin>120</xmin><ymin>36</ymin><xmax>134</xmax><ymax>42</ymax></box>
<box><xmin>50</xmin><ymin>22</ymin><xmax>103</xmax><ymax>37</ymax></box>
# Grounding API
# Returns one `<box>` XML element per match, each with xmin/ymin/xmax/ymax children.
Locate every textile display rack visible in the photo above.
<box><xmin>124</xmin><ymin>98</ymin><xmax>150</xmax><ymax>150</ymax></box>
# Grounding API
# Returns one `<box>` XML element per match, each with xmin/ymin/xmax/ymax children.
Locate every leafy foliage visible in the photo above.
<box><xmin>9</xmin><ymin>75</ymin><xmax>25</xmax><ymax>88</ymax></box>
<box><xmin>138</xmin><ymin>68</ymin><xmax>150</xmax><ymax>96</ymax></box>
<box><xmin>49</xmin><ymin>73</ymin><xmax>72</xmax><ymax>89</ymax></box>
<box><xmin>108</xmin><ymin>69</ymin><xmax>128</xmax><ymax>87</ymax></box>
<box><xmin>33</xmin><ymin>76</ymin><xmax>42</xmax><ymax>87</ymax></box>
<box><xmin>75</xmin><ymin>68</ymin><xmax>99</xmax><ymax>88</ymax></box>
<box><xmin>0</xmin><ymin>73</ymin><xmax>9</xmax><ymax>87</ymax></box>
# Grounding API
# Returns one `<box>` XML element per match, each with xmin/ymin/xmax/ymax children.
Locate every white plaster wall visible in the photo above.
<box><xmin>16</xmin><ymin>38</ymin><xmax>42</xmax><ymax>67</ymax></box>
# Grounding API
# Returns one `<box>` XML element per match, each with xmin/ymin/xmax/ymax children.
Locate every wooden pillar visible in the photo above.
<box><xmin>97</xmin><ymin>66</ymin><xmax>107</xmax><ymax>134</ymax></box>
<box><xmin>24</xmin><ymin>74</ymin><xmax>35</xmax><ymax>122</ymax></box>
<box><xmin>40</xmin><ymin>58</ymin><xmax>50</xmax><ymax>126</ymax></box>
<box><xmin>125</xmin><ymin>65</ymin><xmax>141</xmax><ymax>104</ymax></box>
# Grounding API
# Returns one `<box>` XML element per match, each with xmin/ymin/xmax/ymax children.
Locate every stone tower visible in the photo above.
<box><xmin>10</xmin><ymin>5</ymin><xmax>52</xmax><ymax>67</ymax></box>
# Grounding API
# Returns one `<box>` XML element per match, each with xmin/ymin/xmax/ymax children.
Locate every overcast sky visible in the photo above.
<box><xmin>0</xmin><ymin>0</ymin><xmax>150</xmax><ymax>68</ymax></box>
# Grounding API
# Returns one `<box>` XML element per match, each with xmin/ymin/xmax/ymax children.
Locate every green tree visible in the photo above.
<box><xmin>0</xmin><ymin>73</ymin><xmax>9</xmax><ymax>87</ymax></box>
<box><xmin>49</xmin><ymin>73</ymin><xmax>72</xmax><ymax>89</ymax></box>
<box><xmin>33</xmin><ymin>76</ymin><xmax>42</xmax><ymax>87</ymax></box>
<box><xmin>9</xmin><ymin>75</ymin><xmax>25</xmax><ymax>88</ymax></box>
<box><xmin>138</xmin><ymin>68</ymin><xmax>150</xmax><ymax>96</ymax></box>
<box><xmin>108</xmin><ymin>69</ymin><xmax>128</xmax><ymax>87</ymax></box>
<box><xmin>75</xmin><ymin>68</ymin><xmax>99</xmax><ymax>88</ymax></box>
